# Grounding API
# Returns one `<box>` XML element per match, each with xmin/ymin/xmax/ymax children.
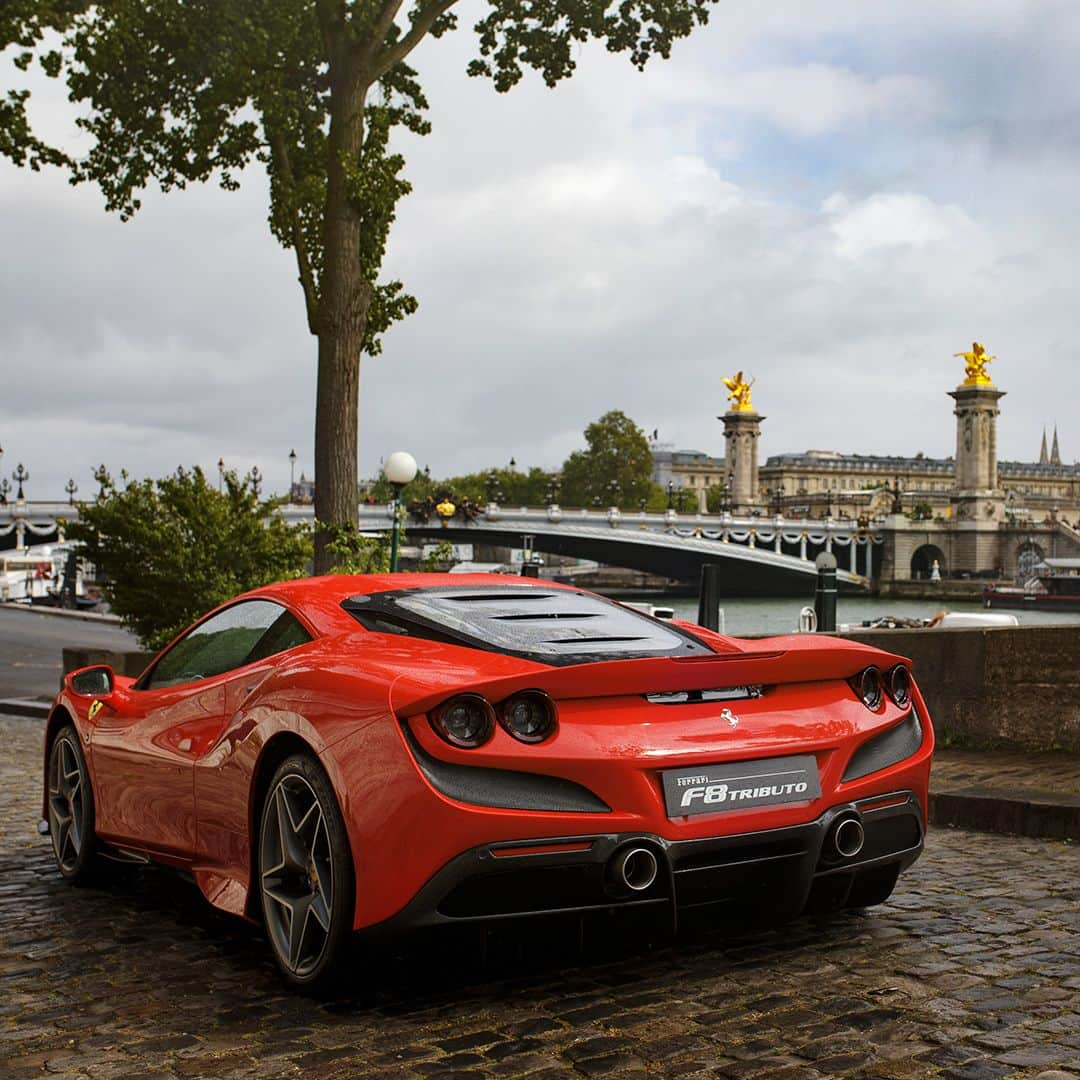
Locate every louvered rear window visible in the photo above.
<box><xmin>342</xmin><ymin>585</ymin><xmax>712</xmax><ymax>666</ymax></box>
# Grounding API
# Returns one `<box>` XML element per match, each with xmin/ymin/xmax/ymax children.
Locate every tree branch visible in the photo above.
<box><xmin>269</xmin><ymin>132</ymin><xmax>320</xmax><ymax>335</ymax></box>
<box><xmin>369</xmin><ymin>0</ymin><xmax>458</xmax><ymax>84</ymax></box>
<box><xmin>363</xmin><ymin>0</ymin><xmax>406</xmax><ymax>68</ymax></box>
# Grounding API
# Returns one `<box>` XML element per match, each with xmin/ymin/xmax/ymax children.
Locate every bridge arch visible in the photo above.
<box><xmin>910</xmin><ymin>544</ymin><xmax>947</xmax><ymax>580</ymax></box>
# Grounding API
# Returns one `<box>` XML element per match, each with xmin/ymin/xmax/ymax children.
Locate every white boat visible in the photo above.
<box><xmin>0</xmin><ymin>542</ymin><xmax>97</xmax><ymax>609</ymax></box>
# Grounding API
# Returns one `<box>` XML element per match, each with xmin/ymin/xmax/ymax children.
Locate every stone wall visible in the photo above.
<box><xmin>839</xmin><ymin>624</ymin><xmax>1080</xmax><ymax>752</ymax></box>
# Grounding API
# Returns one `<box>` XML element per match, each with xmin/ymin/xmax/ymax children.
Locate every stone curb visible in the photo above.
<box><xmin>0</xmin><ymin>601</ymin><xmax>120</xmax><ymax>624</ymax></box>
<box><xmin>930</xmin><ymin>789</ymin><xmax>1080</xmax><ymax>841</ymax></box>
<box><xmin>0</xmin><ymin>699</ymin><xmax>52</xmax><ymax>719</ymax></box>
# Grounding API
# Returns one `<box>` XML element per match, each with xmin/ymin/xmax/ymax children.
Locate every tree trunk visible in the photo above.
<box><xmin>313</xmin><ymin>73</ymin><xmax>372</xmax><ymax>575</ymax></box>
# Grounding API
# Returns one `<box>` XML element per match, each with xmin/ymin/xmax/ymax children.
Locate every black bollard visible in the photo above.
<box><xmin>520</xmin><ymin>561</ymin><xmax>540</xmax><ymax>578</ymax></box>
<box><xmin>814</xmin><ymin>552</ymin><xmax>838</xmax><ymax>632</ymax></box>
<box><xmin>697</xmin><ymin>563</ymin><xmax>722</xmax><ymax>631</ymax></box>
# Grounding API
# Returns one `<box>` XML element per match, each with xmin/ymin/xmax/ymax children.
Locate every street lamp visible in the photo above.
<box><xmin>607</xmin><ymin>478</ymin><xmax>620</xmax><ymax>508</ymax></box>
<box><xmin>218</xmin><ymin>457</ymin><xmax>225</xmax><ymax>493</ymax></box>
<box><xmin>385</xmin><ymin>450</ymin><xmax>418</xmax><ymax>572</ymax></box>
<box><xmin>247</xmin><ymin>466</ymin><xmax>262</xmax><ymax>499</ymax></box>
<box><xmin>666</xmin><ymin>480</ymin><xmax>675</xmax><ymax>510</ymax></box>
<box><xmin>12</xmin><ymin>463</ymin><xmax>29</xmax><ymax>503</ymax></box>
<box><xmin>289</xmin><ymin>449</ymin><xmax>297</xmax><ymax>498</ymax></box>
<box><xmin>0</xmin><ymin>478</ymin><xmax>8</xmax><ymax>505</ymax></box>
<box><xmin>65</xmin><ymin>478</ymin><xmax>78</xmax><ymax>506</ymax></box>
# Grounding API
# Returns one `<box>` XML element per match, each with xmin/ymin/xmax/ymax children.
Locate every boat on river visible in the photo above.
<box><xmin>0</xmin><ymin>542</ymin><xmax>99</xmax><ymax>609</ymax></box>
<box><xmin>983</xmin><ymin>558</ymin><xmax>1080</xmax><ymax>612</ymax></box>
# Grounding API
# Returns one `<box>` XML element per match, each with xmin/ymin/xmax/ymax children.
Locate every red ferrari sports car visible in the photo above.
<box><xmin>45</xmin><ymin>574</ymin><xmax>933</xmax><ymax>988</ymax></box>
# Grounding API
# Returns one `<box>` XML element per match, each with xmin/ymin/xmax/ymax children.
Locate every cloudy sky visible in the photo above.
<box><xmin>2</xmin><ymin>0</ymin><xmax>1079</xmax><ymax>499</ymax></box>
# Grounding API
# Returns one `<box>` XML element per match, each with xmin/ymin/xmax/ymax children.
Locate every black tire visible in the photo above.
<box><xmin>46</xmin><ymin>726</ymin><xmax>101</xmax><ymax>883</ymax></box>
<box><xmin>258</xmin><ymin>753</ymin><xmax>355</xmax><ymax>991</ymax></box>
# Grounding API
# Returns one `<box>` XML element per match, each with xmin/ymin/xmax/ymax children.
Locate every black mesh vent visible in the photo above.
<box><xmin>843</xmin><ymin>712</ymin><xmax>923</xmax><ymax>782</ymax></box>
<box><xmin>343</xmin><ymin>585</ymin><xmax>712</xmax><ymax>666</ymax></box>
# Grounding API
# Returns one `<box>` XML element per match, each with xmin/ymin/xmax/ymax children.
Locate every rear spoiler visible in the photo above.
<box><xmin>390</xmin><ymin>635</ymin><xmax>910</xmax><ymax>717</ymax></box>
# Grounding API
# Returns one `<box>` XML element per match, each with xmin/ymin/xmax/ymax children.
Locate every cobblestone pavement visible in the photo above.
<box><xmin>2</xmin><ymin>714</ymin><xmax>1078</xmax><ymax>1080</ymax></box>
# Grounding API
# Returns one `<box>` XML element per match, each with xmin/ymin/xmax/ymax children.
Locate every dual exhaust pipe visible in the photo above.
<box><xmin>606</xmin><ymin>816</ymin><xmax>864</xmax><ymax>896</ymax></box>
<box><xmin>827</xmin><ymin>813</ymin><xmax>865</xmax><ymax>860</ymax></box>
<box><xmin>608</xmin><ymin>845</ymin><xmax>660</xmax><ymax>894</ymax></box>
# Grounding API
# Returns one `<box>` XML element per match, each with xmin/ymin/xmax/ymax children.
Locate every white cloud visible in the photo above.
<box><xmin>3</xmin><ymin>0</ymin><xmax>1080</xmax><ymax>499</ymax></box>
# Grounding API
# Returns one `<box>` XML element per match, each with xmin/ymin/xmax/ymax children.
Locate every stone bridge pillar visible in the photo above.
<box><xmin>721</xmin><ymin>409</ymin><xmax>763</xmax><ymax>514</ymax></box>
<box><xmin>949</xmin><ymin>376</ymin><xmax>1006</xmax><ymax>572</ymax></box>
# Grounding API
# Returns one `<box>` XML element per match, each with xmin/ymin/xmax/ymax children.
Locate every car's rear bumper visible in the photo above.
<box><xmin>365</xmin><ymin>789</ymin><xmax>924</xmax><ymax>934</ymax></box>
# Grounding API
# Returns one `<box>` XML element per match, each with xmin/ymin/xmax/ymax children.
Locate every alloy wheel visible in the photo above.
<box><xmin>48</xmin><ymin>733</ymin><xmax>87</xmax><ymax>875</ymax></box>
<box><xmin>260</xmin><ymin>774</ymin><xmax>335</xmax><ymax>978</ymax></box>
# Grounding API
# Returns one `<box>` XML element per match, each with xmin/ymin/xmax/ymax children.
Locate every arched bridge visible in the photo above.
<box><xmin>3</xmin><ymin>501</ymin><xmax>881</xmax><ymax>596</ymax></box>
<box><xmin>349</xmin><ymin>505</ymin><xmax>879</xmax><ymax>596</ymax></box>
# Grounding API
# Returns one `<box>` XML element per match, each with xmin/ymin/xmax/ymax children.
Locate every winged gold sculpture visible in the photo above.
<box><xmin>954</xmin><ymin>342</ymin><xmax>995</xmax><ymax>387</ymax></box>
<box><xmin>722</xmin><ymin>371</ymin><xmax>756</xmax><ymax>412</ymax></box>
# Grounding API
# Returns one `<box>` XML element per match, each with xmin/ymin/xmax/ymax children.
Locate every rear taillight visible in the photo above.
<box><xmin>499</xmin><ymin>691</ymin><xmax>557</xmax><ymax>744</ymax></box>
<box><xmin>851</xmin><ymin>667</ymin><xmax>883</xmax><ymax>711</ymax></box>
<box><xmin>887</xmin><ymin>665</ymin><xmax>911</xmax><ymax>707</ymax></box>
<box><xmin>429</xmin><ymin>694</ymin><xmax>495</xmax><ymax>748</ymax></box>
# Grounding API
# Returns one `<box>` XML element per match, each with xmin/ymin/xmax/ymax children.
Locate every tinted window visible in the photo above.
<box><xmin>147</xmin><ymin>600</ymin><xmax>310</xmax><ymax>689</ymax></box>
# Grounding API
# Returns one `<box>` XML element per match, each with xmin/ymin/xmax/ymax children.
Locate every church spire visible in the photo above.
<box><xmin>1051</xmin><ymin>424</ymin><xmax>1061</xmax><ymax>466</ymax></box>
<box><xmin>1039</xmin><ymin>427</ymin><xmax>1049</xmax><ymax>465</ymax></box>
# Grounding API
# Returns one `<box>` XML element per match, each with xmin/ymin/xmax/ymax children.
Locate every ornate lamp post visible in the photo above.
<box><xmin>247</xmin><ymin>466</ymin><xmax>262</xmax><ymax>499</ymax></box>
<box><xmin>607</xmin><ymin>478</ymin><xmax>620</xmax><ymax>508</ymax></box>
<box><xmin>0</xmin><ymin>478</ymin><xmax>9</xmax><ymax>505</ymax></box>
<box><xmin>666</xmin><ymin>480</ymin><xmax>674</xmax><ymax>510</ymax></box>
<box><xmin>385</xmin><ymin>450</ymin><xmax>418</xmax><ymax>572</ymax></box>
<box><xmin>288</xmin><ymin>449</ymin><xmax>297</xmax><ymax>498</ymax></box>
<box><xmin>12</xmin><ymin>463</ymin><xmax>29</xmax><ymax>503</ymax></box>
<box><xmin>217</xmin><ymin>457</ymin><xmax>225</xmax><ymax>493</ymax></box>
<box><xmin>65</xmin><ymin>478</ymin><xmax>78</xmax><ymax>506</ymax></box>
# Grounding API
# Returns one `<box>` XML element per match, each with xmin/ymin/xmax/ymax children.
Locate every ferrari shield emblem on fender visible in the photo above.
<box><xmin>88</xmin><ymin>700</ymin><xmax>103</xmax><ymax>721</ymax></box>
<box><xmin>720</xmin><ymin>708</ymin><xmax>738</xmax><ymax>728</ymax></box>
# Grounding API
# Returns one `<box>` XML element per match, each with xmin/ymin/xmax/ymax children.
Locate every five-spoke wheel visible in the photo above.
<box><xmin>47</xmin><ymin>726</ymin><xmax>98</xmax><ymax>881</ymax></box>
<box><xmin>259</xmin><ymin>755</ymin><xmax>354</xmax><ymax>989</ymax></box>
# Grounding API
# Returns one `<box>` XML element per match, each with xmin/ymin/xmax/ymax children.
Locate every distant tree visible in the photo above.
<box><xmin>560</xmin><ymin>410</ymin><xmax>653</xmax><ymax>508</ymax></box>
<box><xmin>705</xmin><ymin>482</ymin><xmax>728</xmax><ymax>513</ymax></box>
<box><xmin>70</xmin><ymin>467</ymin><xmax>311</xmax><ymax>650</ymax></box>
<box><xmin>3</xmin><ymin>2</ymin><xmax>718</xmax><ymax>572</ymax></box>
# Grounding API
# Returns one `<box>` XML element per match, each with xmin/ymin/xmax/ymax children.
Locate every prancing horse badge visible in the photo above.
<box><xmin>720</xmin><ymin>707</ymin><xmax>739</xmax><ymax>729</ymax></box>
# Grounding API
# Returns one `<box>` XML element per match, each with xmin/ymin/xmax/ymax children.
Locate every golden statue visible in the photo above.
<box><xmin>954</xmin><ymin>342</ymin><xmax>995</xmax><ymax>387</ymax></box>
<box><xmin>722</xmin><ymin>371</ymin><xmax>756</xmax><ymax>412</ymax></box>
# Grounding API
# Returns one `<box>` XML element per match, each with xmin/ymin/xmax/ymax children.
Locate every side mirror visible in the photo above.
<box><xmin>68</xmin><ymin>665</ymin><xmax>116</xmax><ymax>697</ymax></box>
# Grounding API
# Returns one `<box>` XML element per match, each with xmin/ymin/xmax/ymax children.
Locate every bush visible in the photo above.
<box><xmin>70</xmin><ymin>467</ymin><xmax>312</xmax><ymax>650</ymax></box>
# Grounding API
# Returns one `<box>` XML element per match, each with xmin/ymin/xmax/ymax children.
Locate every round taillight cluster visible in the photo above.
<box><xmin>852</xmin><ymin>665</ymin><xmax>913</xmax><ymax>711</ymax></box>
<box><xmin>858</xmin><ymin>667</ymin><xmax>883</xmax><ymax>710</ymax></box>
<box><xmin>499</xmin><ymin>692</ymin><xmax>557</xmax><ymax>744</ymax></box>
<box><xmin>429</xmin><ymin>690</ymin><xmax>557</xmax><ymax>748</ymax></box>
<box><xmin>429</xmin><ymin>694</ymin><xmax>495</xmax><ymax>748</ymax></box>
<box><xmin>888</xmin><ymin>665</ymin><xmax>911</xmax><ymax>707</ymax></box>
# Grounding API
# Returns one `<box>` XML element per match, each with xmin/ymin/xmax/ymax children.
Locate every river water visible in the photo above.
<box><xmin>633</xmin><ymin>593</ymin><xmax>1080</xmax><ymax>638</ymax></box>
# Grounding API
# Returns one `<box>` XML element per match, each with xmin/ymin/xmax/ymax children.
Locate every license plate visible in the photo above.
<box><xmin>662</xmin><ymin>754</ymin><xmax>821</xmax><ymax>817</ymax></box>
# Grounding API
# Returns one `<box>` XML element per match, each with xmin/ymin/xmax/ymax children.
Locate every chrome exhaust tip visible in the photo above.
<box><xmin>832</xmin><ymin>816</ymin><xmax>865</xmax><ymax>859</ymax></box>
<box><xmin>612</xmin><ymin>846</ymin><xmax>659</xmax><ymax>892</ymax></box>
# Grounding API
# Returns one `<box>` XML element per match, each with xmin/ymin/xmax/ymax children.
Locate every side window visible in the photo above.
<box><xmin>147</xmin><ymin>600</ymin><xmax>306</xmax><ymax>689</ymax></box>
<box><xmin>246</xmin><ymin>608</ymin><xmax>312</xmax><ymax>664</ymax></box>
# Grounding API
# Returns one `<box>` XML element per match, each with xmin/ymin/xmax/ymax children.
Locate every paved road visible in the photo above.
<box><xmin>1</xmin><ymin>716</ymin><xmax>1078</xmax><ymax>1078</ymax></box>
<box><xmin>0</xmin><ymin>607</ymin><xmax>137</xmax><ymax>699</ymax></box>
